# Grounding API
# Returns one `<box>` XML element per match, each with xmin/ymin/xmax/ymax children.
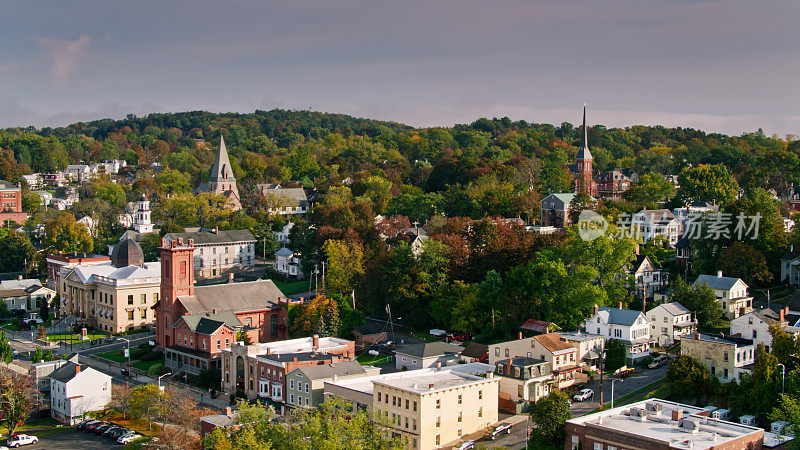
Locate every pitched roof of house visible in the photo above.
<box><xmin>274</xmin><ymin>247</ymin><xmax>294</xmax><ymax>257</ymax></box>
<box><xmin>461</xmin><ymin>342</ymin><xmax>489</xmax><ymax>359</ymax></box>
<box><xmin>255</xmin><ymin>186</ymin><xmax>309</xmax><ymax>207</ymax></box>
<box><xmin>176</xmin><ymin>310</ymin><xmax>243</xmax><ymax>334</ymax></box>
<box><xmin>394</xmin><ymin>342</ymin><xmax>464</xmax><ymax>358</ymax></box>
<box><xmin>652</xmin><ymin>302</ymin><xmax>691</xmax><ymax>316</ymax></box>
<box><xmin>0</xmin><ymin>180</ymin><xmax>18</xmax><ymax>189</ymax></box>
<box><xmin>50</xmin><ymin>361</ymin><xmax>87</xmax><ymax>383</ymax></box>
<box><xmin>177</xmin><ymin>279</ymin><xmax>284</xmax><ymax>315</ymax></box>
<box><xmin>520</xmin><ymin>319</ymin><xmax>551</xmax><ymax>331</ymax></box>
<box><xmin>533</xmin><ymin>332</ymin><xmax>575</xmax><ymax>353</ymax></box>
<box><xmin>295</xmin><ymin>361</ymin><xmax>366</xmax><ymax>380</ymax></box>
<box><xmin>352</xmin><ymin>322</ymin><xmax>386</xmax><ymax>336</ymax></box>
<box><xmin>636</xmin><ymin>209</ymin><xmax>678</xmax><ymax>223</ymax></box>
<box><xmin>693</xmin><ymin>274</ymin><xmax>745</xmax><ymax>291</ymax></box>
<box><xmin>164</xmin><ymin>229</ymin><xmax>255</xmax><ymax>245</ymax></box>
<box><xmin>596</xmin><ymin>307</ymin><xmax>644</xmax><ymax>326</ymax></box>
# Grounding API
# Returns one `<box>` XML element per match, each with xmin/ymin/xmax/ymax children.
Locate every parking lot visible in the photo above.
<box><xmin>14</xmin><ymin>430</ymin><xmax>118</xmax><ymax>449</ymax></box>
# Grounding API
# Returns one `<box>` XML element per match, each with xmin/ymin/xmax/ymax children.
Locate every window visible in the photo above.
<box><xmin>290</xmin><ymin>379</ymin><xmax>294</xmax><ymax>389</ymax></box>
<box><xmin>216</xmin><ymin>340</ymin><xmax>221</xmax><ymax>350</ymax></box>
<box><xmin>413</xmin><ymin>401</ymin><xmax>417</xmax><ymax>411</ymax></box>
<box><xmin>711</xmin><ymin>366</ymin><xmax>716</xmax><ymax>375</ymax></box>
<box><xmin>405</xmin><ymin>399</ymin><xmax>409</xmax><ymax>409</ymax></box>
<box><xmin>202</xmin><ymin>340</ymin><xmax>206</xmax><ymax>350</ymax></box>
<box><xmin>594</xmin><ymin>444</ymin><xmax>604</xmax><ymax>450</ymax></box>
<box><xmin>724</xmin><ymin>352</ymin><xmax>729</xmax><ymax>362</ymax></box>
<box><xmin>494</xmin><ymin>348</ymin><xmax>500</xmax><ymax>356</ymax></box>
<box><xmin>458</xmin><ymin>411</ymin><xmax>462</xmax><ymax>422</ymax></box>
<box><xmin>392</xmin><ymin>396</ymin><xmax>396</xmax><ymax>406</ymax></box>
<box><xmin>289</xmin><ymin>394</ymin><xmax>294</xmax><ymax>404</ymax></box>
<box><xmin>378</xmin><ymin>393</ymin><xmax>381</xmax><ymax>402</ymax></box>
<box><xmin>478</xmin><ymin>407</ymin><xmax>482</xmax><ymax>417</ymax></box>
<box><xmin>723</xmin><ymin>368</ymin><xmax>729</xmax><ymax>379</ymax></box>
<box><xmin>436</xmin><ymin>416</ymin><xmax>441</xmax><ymax>427</ymax></box>
<box><xmin>412</xmin><ymin>419</ymin><xmax>417</xmax><ymax>430</ymax></box>
<box><xmin>141</xmin><ymin>309</ymin><xmax>147</xmax><ymax>319</ymax></box>
<box><xmin>154</xmin><ymin>293</ymin><xmax>158</xmax><ymax>302</ymax></box>
<box><xmin>128</xmin><ymin>295</ymin><xmax>134</xmax><ymax>305</ymax></box>
<box><xmin>458</xmin><ymin>394</ymin><xmax>462</xmax><ymax>404</ymax></box>
<box><xmin>305</xmin><ymin>383</ymin><xmax>309</xmax><ymax>393</ymax></box>
<box><xmin>405</xmin><ymin>417</ymin><xmax>408</xmax><ymax>429</ymax></box>
<box><xmin>505</xmin><ymin>348</ymin><xmax>509</xmax><ymax>357</ymax></box>
<box><xmin>435</xmin><ymin>399</ymin><xmax>440</xmax><ymax>409</ymax></box>
<box><xmin>478</xmin><ymin>390</ymin><xmax>483</xmax><ymax>400</ymax></box>
<box><xmin>435</xmin><ymin>435</ymin><xmax>440</xmax><ymax>446</ymax></box>
<box><xmin>225</xmin><ymin>338</ymin><xmax>230</xmax><ymax>347</ymax></box>
<box><xmin>141</xmin><ymin>294</ymin><xmax>147</xmax><ymax>304</ymax></box>
<box><xmin>127</xmin><ymin>310</ymin><xmax>134</xmax><ymax>320</ymax></box>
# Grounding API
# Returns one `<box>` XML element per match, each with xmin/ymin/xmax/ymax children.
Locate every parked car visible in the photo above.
<box><xmin>93</xmin><ymin>424</ymin><xmax>114</xmax><ymax>434</ymax></box>
<box><xmin>648</xmin><ymin>355</ymin><xmax>669</xmax><ymax>369</ymax></box>
<box><xmin>446</xmin><ymin>332</ymin><xmax>471</xmax><ymax>343</ymax></box>
<box><xmin>102</xmin><ymin>426</ymin><xmax>124</xmax><ymax>437</ymax></box>
<box><xmin>76</xmin><ymin>419</ymin><xmax>100</xmax><ymax>430</ymax></box>
<box><xmin>483</xmin><ymin>423</ymin><xmax>513</xmax><ymax>440</ymax></box>
<box><xmin>6</xmin><ymin>435</ymin><xmax>38</xmax><ymax>448</ymax></box>
<box><xmin>573</xmin><ymin>388</ymin><xmax>594</xmax><ymax>402</ymax></box>
<box><xmin>85</xmin><ymin>421</ymin><xmax>107</xmax><ymax>432</ymax></box>
<box><xmin>429</xmin><ymin>329</ymin><xmax>447</xmax><ymax>338</ymax></box>
<box><xmin>108</xmin><ymin>428</ymin><xmax>131</xmax><ymax>439</ymax></box>
<box><xmin>454</xmin><ymin>440</ymin><xmax>476</xmax><ymax>450</ymax></box>
<box><xmin>618</xmin><ymin>367</ymin><xmax>636</xmax><ymax>377</ymax></box>
<box><xmin>118</xmin><ymin>433</ymin><xmax>143</xmax><ymax>444</ymax></box>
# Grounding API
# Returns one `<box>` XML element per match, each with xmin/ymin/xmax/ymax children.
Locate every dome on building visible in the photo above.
<box><xmin>111</xmin><ymin>237</ymin><xmax>145</xmax><ymax>268</ymax></box>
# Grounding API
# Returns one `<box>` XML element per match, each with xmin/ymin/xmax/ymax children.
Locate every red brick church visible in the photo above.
<box><xmin>154</xmin><ymin>237</ymin><xmax>287</xmax><ymax>373</ymax></box>
<box><xmin>570</xmin><ymin>105</ymin><xmax>599</xmax><ymax>197</ymax></box>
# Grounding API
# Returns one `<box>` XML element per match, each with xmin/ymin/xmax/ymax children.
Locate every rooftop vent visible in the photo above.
<box><xmin>678</xmin><ymin>418</ymin><xmax>700</xmax><ymax>434</ymax></box>
<box><xmin>645</xmin><ymin>402</ymin><xmax>663</xmax><ymax>415</ymax></box>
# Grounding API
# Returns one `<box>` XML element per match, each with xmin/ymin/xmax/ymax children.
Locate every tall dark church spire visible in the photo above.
<box><xmin>576</xmin><ymin>103</ymin><xmax>593</xmax><ymax>161</ymax></box>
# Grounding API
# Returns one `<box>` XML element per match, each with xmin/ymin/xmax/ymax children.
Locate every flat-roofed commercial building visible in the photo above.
<box><xmin>565</xmin><ymin>399</ymin><xmax>766</xmax><ymax>450</ymax></box>
<box><xmin>324</xmin><ymin>363</ymin><xmax>497</xmax><ymax>450</ymax></box>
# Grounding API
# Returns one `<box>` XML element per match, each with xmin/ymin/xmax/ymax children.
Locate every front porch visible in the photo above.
<box><xmin>165</xmin><ymin>346</ymin><xmax>220</xmax><ymax>375</ymax></box>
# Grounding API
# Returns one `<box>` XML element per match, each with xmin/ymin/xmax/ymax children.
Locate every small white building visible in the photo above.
<box><xmin>255</xmin><ymin>185</ymin><xmax>310</xmax><ymax>215</ymax></box>
<box><xmin>274</xmin><ymin>247</ymin><xmax>303</xmax><ymax>279</ymax></box>
<box><xmin>50</xmin><ymin>360</ymin><xmax>112</xmax><ymax>425</ymax></box>
<box><xmin>672</xmin><ymin>201</ymin><xmax>719</xmax><ymax>225</ymax></box>
<box><xmin>0</xmin><ymin>278</ymin><xmax>56</xmax><ymax>313</ymax></box>
<box><xmin>631</xmin><ymin>209</ymin><xmax>682</xmax><ymax>247</ymax></box>
<box><xmin>20</xmin><ymin>174</ymin><xmax>43</xmax><ymax>189</ymax></box>
<box><xmin>627</xmin><ymin>255</ymin><xmax>668</xmax><ymax>299</ymax></box>
<box><xmin>646</xmin><ymin>302</ymin><xmax>697</xmax><ymax>346</ymax></box>
<box><xmin>583</xmin><ymin>305</ymin><xmax>652</xmax><ymax>360</ymax></box>
<box><xmin>163</xmin><ymin>229</ymin><xmax>256</xmax><ymax>279</ymax></box>
<box><xmin>64</xmin><ymin>164</ymin><xmax>96</xmax><ymax>183</ymax></box>
<box><xmin>730</xmin><ymin>306</ymin><xmax>800</xmax><ymax>353</ymax></box>
<box><xmin>274</xmin><ymin>222</ymin><xmax>294</xmax><ymax>244</ymax></box>
<box><xmin>693</xmin><ymin>271</ymin><xmax>753</xmax><ymax>319</ymax></box>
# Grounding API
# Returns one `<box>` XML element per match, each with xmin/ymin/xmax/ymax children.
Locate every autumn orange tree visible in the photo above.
<box><xmin>290</xmin><ymin>294</ymin><xmax>342</xmax><ymax>337</ymax></box>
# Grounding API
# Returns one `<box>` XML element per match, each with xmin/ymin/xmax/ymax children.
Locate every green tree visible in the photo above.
<box><xmin>623</xmin><ymin>172</ymin><xmax>676</xmax><ymax>207</ymax></box>
<box><xmin>770</xmin><ymin>323</ymin><xmax>800</xmax><ymax>366</ymax></box>
<box><xmin>43</xmin><ymin>213</ymin><xmax>93</xmax><ymax>253</ymax></box>
<box><xmin>677</xmin><ymin>163</ymin><xmax>739</xmax><ymax>206</ymax></box>
<box><xmin>0</xmin><ymin>332</ymin><xmax>14</xmax><ymax>364</ymax></box>
<box><xmin>567</xmin><ymin>191</ymin><xmax>596</xmax><ymax>225</ymax></box>
<box><xmin>671</xmin><ymin>278</ymin><xmax>725</xmax><ymax>330</ymax></box>
<box><xmin>770</xmin><ymin>393</ymin><xmax>800</xmax><ymax>442</ymax></box>
<box><xmin>666</xmin><ymin>355</ymin><xmax>718</xmax><ymax>403</ymax></box>
<box><xmin>0</xmin><ymin>230</ymin><xmax>37</xmax><ymax>274</ymax></box>
<box><xmin>155</xmin><ymin>168</ymin><xmax>191</xmax><ymax>194</ymax></box>
<box><xmin>529</xmin><ymin>390</ymin><xmax>572</xmax><ymax>444</ymax></box>
<box><xmin>323</xmin><ymin>239</ymin><xmax>364</xmax><ymax>298</ymax></box>
<box><xmin>130</xmin><ymin>384</ymin><xmax>162</xmax><ymax>429</ymax></box>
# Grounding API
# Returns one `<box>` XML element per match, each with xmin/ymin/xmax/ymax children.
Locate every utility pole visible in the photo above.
<box><xmin>321</xmin><ymin>261</ymin><xmax>326</xmax><ymax>292</ymax></box>
<box><xmin>599</xmin><ymin>351</ymin><xmax>605</xmax><ymax>408</ymax></box>
<box><xmin>386</xmin><ymin>304</ymin><xmax>396</xmax><ymax>345</ymax></box>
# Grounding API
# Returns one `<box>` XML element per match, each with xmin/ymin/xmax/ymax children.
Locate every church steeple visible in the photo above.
<box><xmin>209</xmin><ymin>135</ymin><xmax>236</xmax><ymax>182</ymax></box>
<box><xmin>576</xmin><ymin>103</ymin><xmax>593</xmax><ymax>161</ymax></box>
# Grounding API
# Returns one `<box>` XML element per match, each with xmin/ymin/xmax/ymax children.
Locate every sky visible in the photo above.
<box><xmin>1</xmin><ymin>0</ymin><xmax>799</xmax><ymax>136</ymax></box>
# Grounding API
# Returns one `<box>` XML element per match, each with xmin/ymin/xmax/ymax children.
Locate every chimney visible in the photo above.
<box><xmin>428</xmin><ymin>383</ymin><xmax>434</xmax><ymax>390</ymax></box>
<box><xmin>74</xmin><ymin>364</ymin><xmax>81</xmax><ymax>375</ymax></box>
<box><xmin>518</xmin><ymin>331</ymin><xmax>523</xmax><ymax>340</ymax></box>
<box><xmin>506</xmin><ymin>358</ymin><xmax>512</xmax><ymax>375</ymax></box>
<box><xmin>593</xmin><ymin>304</ymin><xmax>599</xmax><ymax>315</ymax></box>
<box><xmin>17</xmin><ymin>274</ymin><xmax>22</xmax><ymax>281</ymax></box>
<box><xmin>436</xmin><ymin>361</ymin><xmax>442</xmax><ymax>371</ymax></box>
<box><xmin>672</xmin><ymin>409</ymin><xmax>684</xmax><ymax>421</ymax></box>
<box><xmin>224</xmin><ymin>407</ymin><xmax>232</xmax><ymax>416</ymax></box>
<box><xmin>717</xmin><ymin>270</ymin><xmax>723</xmax><ymax>278</ymax></box>
<box><xmin>780</xmin><ymin>308</ymin><xmax>786</xmax><ymax>323</ymax></box>
<box><xmin>229</xmin><ymin>273</ymin><xmax>234</xmax><ymax>282</ymax></box>
<box><xmin>213</xmin><ymin>309</ymin><xmax>218</xmax><ymax>314</ymax></box>
<box><xmin>694</xmin><ymin>332</ymin><xmax>700</xmax><ymax>339</ymax></box>
<box><xmin>292</xmin><ymin>356</ymin><xmax>298</xmax><ymax>362</ymax></box>
<box><xmin>618</xmin><ymin>301</ymin><xmax>623</xmax><ymax>309</ymax></box>
<box><xmin>313</xmin><ymin>334</ymin><xmax>320</xmax><ymax>348</ymax></box>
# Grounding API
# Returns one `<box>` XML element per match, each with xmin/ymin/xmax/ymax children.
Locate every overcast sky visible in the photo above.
<box><xmin>1</xmin><ymin>0</ymin><xmax>798</xmax><ymax>136</ymax></box>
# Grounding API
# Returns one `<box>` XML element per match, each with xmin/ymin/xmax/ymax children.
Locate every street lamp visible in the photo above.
<box><xmin>117</xmin><ymin>337</ymin><xmax>132</xmax><ymax>369</ymax></box>
<box><xmin>158</xmin><ymin>372</ymin><xmax>172</xmax><ymax>391</ymax></box>
<box><xmin>778</xmin><ymin>363</ymin><xmax>786</xmax><ymax>394</ymax></box>
<box><xmin>611</xmin><ymin>378</ymin><xmax>623</xmax><ymax>409</ymax></box>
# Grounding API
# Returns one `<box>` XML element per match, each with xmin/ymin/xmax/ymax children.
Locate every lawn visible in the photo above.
<box><xmin>46</xmin><ymin>331</ymin><xmax>108</xmax><ymax>343</ymax></box>
<box><xmin>97</xmin><ymin>349</ymin><xmax>129</xmax><ymax>363</ymax></box>
<box><xmin>356</xmin><ymin>352</ymin><xmax>393</xmax><ymax>366</ymax></box>
<box><xmin>133</xmin><ymin>358</ymin><xmax>163</xmax><ymax>373</ymax></box>
<box><xmin>270</xmin><ymin>278</ymin><xmax>308</xmax><ymax>296</ymax></box>
<box><xmin>0</xmin><ymin>321</ymin><xmax>21</xmax><ymax>331</ymax></box>
<box><xmin>0</xmin><ymin>418</ymin><xmax>69</xmax><ymax>438</ymax></box>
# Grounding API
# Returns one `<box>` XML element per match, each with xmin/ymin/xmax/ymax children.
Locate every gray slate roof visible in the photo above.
<box><xmin>256</xmin><ymin>186</ymin><xmax>309</xmax><ymax>208</ymax></box>
<box><xmin>597</xmin><ymin>306</ymin><xmax>643</xmax><ymax>326</ymax></box>
<box><xmin>295</xmin><ymin>361</ymin><xmax>366</xmax><ymax>380</ymax></box>
<box><xmin>693</xmin><ymin>274</ymin><xmax>745</xmax><ymax>291</ymax></box>
<box><xmin>176</xmin><ymin>310</ymin><xmax>243</xmax><ymax>334</ymax></box>
<box><xmin>394</xmin><ymin>342</ymin><xmax>464</xmax><ymax>359</ymax></box>
<box><xmin>0</xmin><ymin>180</ymin><xmax>18</xmax><ymax>189</ymax></box>
<box><xmin>50</xmin><ymin>361</ymin><xmax>85</xmax><ymax>383</ymax></box>
<box><xmin>274</xmin><ymin>247</ymin><xmax>294</xmax><ymax>257</ymax></box>
<box><xmin>165</xmin><ymin>229</ymin><xmax>255</xmax><ymax>245</ymax></box>
<box><xmin>656</xmin><ymin>302</ymin><xmax>691</xmax><ymax>316</ymax></box>
<box><xmin>177</xmin><ymin>279</ymin><xmax>284</xmax><ymax>315</ymax></box>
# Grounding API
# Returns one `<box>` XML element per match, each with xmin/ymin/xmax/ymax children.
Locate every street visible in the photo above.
<box><xmin>569</xmin><ymin>364</ymin><xmax>668</xmax><ymax>416</ymax></box>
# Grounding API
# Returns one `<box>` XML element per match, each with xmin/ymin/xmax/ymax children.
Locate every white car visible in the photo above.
<box><xmin>117</xmin><ymin>433</ymin><xmax>143</xmax><ymax>444</ymax></box>
<box><xmin>573</xmin><ymin>388</ymin><xmax>594</xmax><ymax>402</ymax></box>
<box><xmin>7</xmin><ymin>435</ymin><xmax>38</xmax><ymax>447</ymax></box>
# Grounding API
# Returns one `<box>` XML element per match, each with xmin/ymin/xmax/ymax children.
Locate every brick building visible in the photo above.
<box><xmin>220</xmin><ymin>335</ymin><xmax>355</xmax><ymax>414</ymax></box>
<box><xmin>680</xmin><ymin>332</ymin><xmax>755</xmax><ymax>383</ymax></box>
<box><xmin>0</xmin><ymin>179</ymin><xmax>27</xmax><ymax>224</ymax></box>
<box><xmin>565</xmin><ymin>399</ymin><xmax>765</xmax><ymax>450</ymax></box>
<box><xmin>153</xmin><ymin>237</ymin><xmax>287</xmax><ymax>355</ymax></box>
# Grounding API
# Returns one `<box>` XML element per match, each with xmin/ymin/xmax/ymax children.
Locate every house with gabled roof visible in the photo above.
<box><xmin>163</xmin><ymin>228</ymin><xmax>256</xmax><ymax>280</ymax></box>
<box><xmin>693</xmin><ymin>271</ymin><xmax>753</xmax><ymax>319</ymax></box>
<box><xmin>730</xmin><ymin>306</ymin><xmax>800</xmax><ymax>353</ymax></box>
<box><xmin>166</xmin><ymin>310</ymin><xmax>241</xmax><ymax>375</ymax></box>
<box><xmin>646</xmin><ymin>302</ymin><xmax>697</xmax><ymax>346</ymax></box>
<box><xmin>488</xmin><ymin>332</ymin><xmax>580</xmax><ymax>390</ymax></box>
<box><xmin>631</xmin><ymin>208</ymin><xmax>682</xmax><ymax>247</ymax></box>
<box><xmin>394</xmin><ymin>341</ymin><xmax>464</xmax><ymax>370</ymax></box>
<box><xmin>255</xmin><ymin>185</ymin><xmax>310</xmax><ymax>215</ymax></box>
<box><xmin>540</xmin><ymin>193</ymin><xmax>595</xmax><ymax>228</ymax></box>
<box><xmin>584</xmin><ymin>304</ymin><xmax>652</xmax><ymax>360</ymax></box>
<box><xmin>50</xmin><ymin>359</ymin><xmax>112</xmax><ymax>425</ymax></box>
<box><xmin>274</xmin><ymin>247</ymin><xmax>304</xmax><ymax>279</ymax></box>
<box><xmin>626</xmin><ymin>254</ymin><xmax>668</xmax><ymax>299</ymax></box>
<box><xmin>286</xmin><ymin>360</ymin><xmax>377</xmax><ymax>409</ymax></box>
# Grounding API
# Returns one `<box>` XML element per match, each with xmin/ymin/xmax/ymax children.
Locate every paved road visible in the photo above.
<box><xmin>569</xmin><ymin>364</ymin><xmax>668</xmax><ymax>416</ymax></box>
